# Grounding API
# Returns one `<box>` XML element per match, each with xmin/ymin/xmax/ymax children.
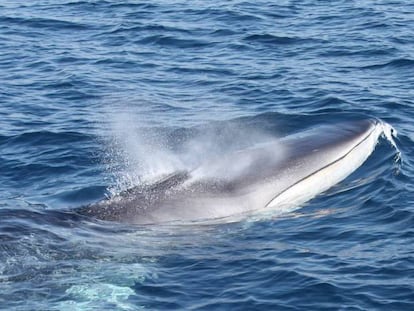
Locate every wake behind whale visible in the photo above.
<box><xmin>78</xmin><ymin>118</ymin><xmax>398</xmax><ymax>225</ymax></box>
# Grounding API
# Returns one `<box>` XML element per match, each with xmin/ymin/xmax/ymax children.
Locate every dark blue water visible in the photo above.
<box><xmin>1</xmin><ymin>1</ymin><xmax>414</xmax><ymax>309</ymax></box>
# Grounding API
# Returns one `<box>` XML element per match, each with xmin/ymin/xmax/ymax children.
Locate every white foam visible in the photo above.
<box><xmin>59</xmin><ymin>283</ymin><xmax>138</xmax><ymax>311</ymax></box>
<box><xmin>380</xmin><ymin>121</ymin><xmax>401</xmax><ymax>163</ymax></box>
<box><xmin>56</xmin><ymin>262</ymin><xmax>148</xmax><ymax>311</ymax></box>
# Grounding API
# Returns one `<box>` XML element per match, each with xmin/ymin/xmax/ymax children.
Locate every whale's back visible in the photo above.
<box><xmin>77</xmin><ymin>119</ymin><xmax>387</xmax><ymax>225</ymax></box>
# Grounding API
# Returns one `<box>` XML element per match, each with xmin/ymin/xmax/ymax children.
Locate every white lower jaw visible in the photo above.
<box><xmin>265</xmin><ymin>122</ymin><xmax>393</xmax><ymax>214</ymax></box>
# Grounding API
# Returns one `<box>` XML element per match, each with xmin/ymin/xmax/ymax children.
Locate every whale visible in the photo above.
<box><xmin>77</xmin><ymin>118</ymin><xmax>397</xmax><ymax>225</ymax></box>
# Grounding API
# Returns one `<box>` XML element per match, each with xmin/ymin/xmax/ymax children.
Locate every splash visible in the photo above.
<box><xmin>380</xmin><ymin>121</ymin><xmax>401</xmax><ymax>161</ymax></box>
<box><xmin>379</xmin><ymin>121</ymin><xmax>401</xmax><ymax>175</ymax></box>
<box><xmin>103</xmin><ymin>111</ymin><xmax>183</xmax><ymax>195</ymax></box>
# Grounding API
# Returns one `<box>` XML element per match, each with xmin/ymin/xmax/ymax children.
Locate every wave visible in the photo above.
<box><xmin>0</xmin><ymin>16</ymin><xmax>92</xmax><ymax>31</ymax></box>
<box><xmin>361</xmin><ymin>58</ymin><xmax>414</xmax><ymax>70</ymax></box>
<box><xmin>136</xmin><ymin>35</ymin><xmax>211</xmax><ymax>49</ymax></box>
<box><xmin>1</xmin><ymin>130</ymin><xmax>92</xmax><ymax>146</ymax></box>
<box><xmin>243</xmin><ymin>33</ymin><xmax>315</xmax><ymax>45</ymax></box>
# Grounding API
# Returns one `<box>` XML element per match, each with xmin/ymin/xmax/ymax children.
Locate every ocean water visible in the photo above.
<box><xmin>1</xmin><ymin>0</ymin><xmax>414</xmax><ymax>310</ymax></box>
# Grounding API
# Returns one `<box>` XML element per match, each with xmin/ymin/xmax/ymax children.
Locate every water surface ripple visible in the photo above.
<box><xmin>0</xmin><ymin>0</ymin><xmax>413</xmax><ymax>310</ymax></box>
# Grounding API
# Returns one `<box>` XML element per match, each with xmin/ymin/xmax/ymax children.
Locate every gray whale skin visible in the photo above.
<box><xmin>78</xmin><ymin>119</ymin><xmax>394</xmax><ymax>225</ymax></box>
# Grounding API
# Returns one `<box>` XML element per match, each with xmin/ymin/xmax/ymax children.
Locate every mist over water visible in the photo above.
<box><xmin>104</xmin><ymin>109</ymin><xmax>285</xmax><ymax>195</ymax></box>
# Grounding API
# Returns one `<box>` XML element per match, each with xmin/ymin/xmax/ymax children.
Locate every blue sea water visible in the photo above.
<box><xmin>1</xmin><ymin>0</ymin><xmax>414</xmax><ymax>309</ymax></box>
